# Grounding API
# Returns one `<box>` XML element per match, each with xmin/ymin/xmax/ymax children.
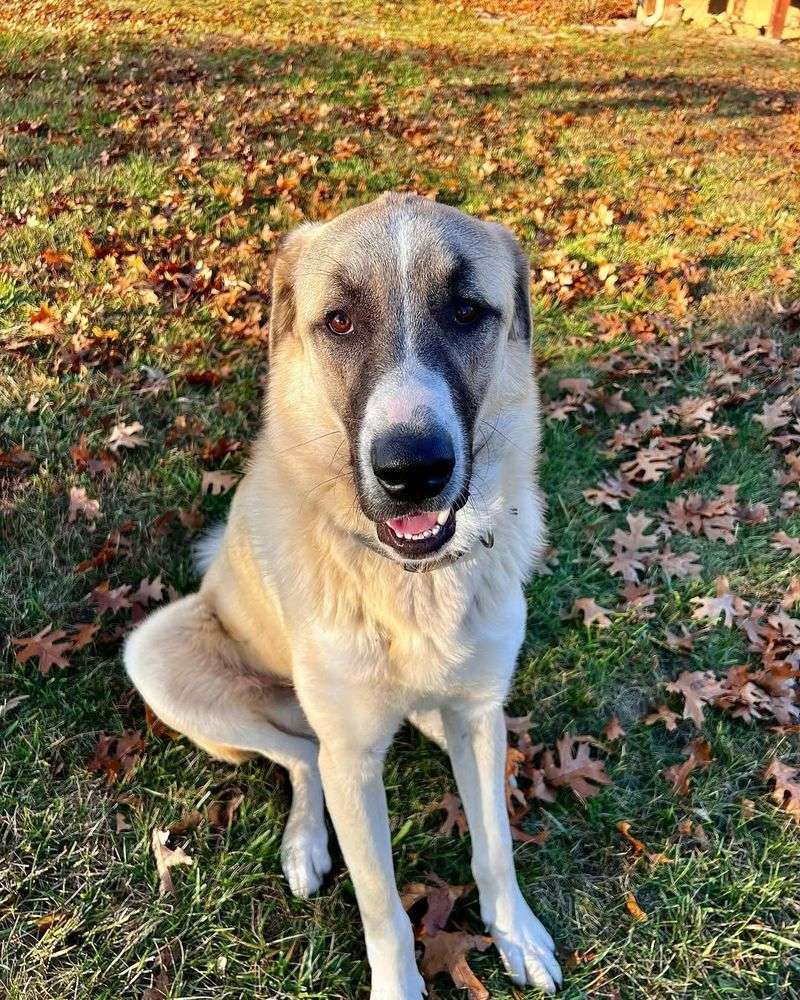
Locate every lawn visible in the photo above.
<box><xmin>2</xmin><ymin>2</ymin><xmax>800</xmax><ymax>998</ymax></box>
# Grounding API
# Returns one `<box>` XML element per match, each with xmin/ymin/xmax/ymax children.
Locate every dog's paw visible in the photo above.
<box><xmin>369</xmin><ymin>968</ymin><xmax>426</xmax><ymax>1000</ymax></box>
<box><xmin>490</xmin><ymin>903</ymin><xmax>562</xmax><ymax>994</ymax></box>
<box><xmin>281</xmin><ymin>827</ymin><xmax>332</xmax><ymax>898</ymax></box>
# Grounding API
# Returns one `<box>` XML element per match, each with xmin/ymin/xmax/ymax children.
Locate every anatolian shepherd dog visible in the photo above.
<box><xmin>125</xmin><ymin>192</ymin><xmax>562</xmax><ymax>996</ymax></box>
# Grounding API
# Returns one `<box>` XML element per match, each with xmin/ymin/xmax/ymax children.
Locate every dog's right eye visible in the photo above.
<box><xmin>326</xmin><ymin>310</ymin><xmax>353</xmax><ymax>336</ymax></box>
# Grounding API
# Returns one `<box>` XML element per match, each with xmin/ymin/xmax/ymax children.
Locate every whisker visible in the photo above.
<box><xmin>304</xmin><ymin>468</ymin><xmax>353</xmax><ymax>501</ymax></box>
<box><xmin>477</xmin><ymin>419</ymin><xmax>536</xmax><ymax>461</ymax></box>
<box><xmin>273</xmin><ymin>429</ymin><xmax>342</xmax><ymax>458</ymax></box>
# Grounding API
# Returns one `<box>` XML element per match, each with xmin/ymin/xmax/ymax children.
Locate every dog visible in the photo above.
<box><xmin>125</xmin><ymin>192</ymin><xmax>562</xmax><ymax>997</ymax></box>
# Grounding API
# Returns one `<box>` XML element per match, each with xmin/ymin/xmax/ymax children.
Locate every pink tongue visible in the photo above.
<box><xmin>387</xmin><ymin>511</ymin><xmax>439</xmax><ymax>535</ymax></box>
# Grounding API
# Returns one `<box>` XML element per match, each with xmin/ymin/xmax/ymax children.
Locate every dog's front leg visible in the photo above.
<box><xmin>441</xmin><ymin>702</ymin><xmax>562</xmax><ymax>994</ymax></box>
<box><xmin>297</xmin><ymin>668</ymin><xmax>424</xmax><ymax>1000</ymax></box>
<box><xmin>317</xmin><ymin>736</ymin><xmax>424</xmax><ymax>999</ymax></box>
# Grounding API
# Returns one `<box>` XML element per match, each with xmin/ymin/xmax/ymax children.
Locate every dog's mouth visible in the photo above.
<box><xmin>375</xmin><ymin>507</ymin><xmax>456</xmax><ymax>559</ymax></box>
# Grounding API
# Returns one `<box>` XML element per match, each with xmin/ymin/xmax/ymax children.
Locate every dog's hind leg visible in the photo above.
<box><xmin>124</xmin><ymin>594</ymin><xmax>331</xmax><ymax>898</ymax></box>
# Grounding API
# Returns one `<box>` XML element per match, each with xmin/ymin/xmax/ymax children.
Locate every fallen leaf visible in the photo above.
<box><xmin>419</xmin><ymin>929</ymin><xmax>492</xmax><ymax>1000</ymax></box>
<box><xmin>643</xmin><ymin>704</ymin><xmax>680</xmax><ymax>732</ymax></box>
<box><xmin>68</xmin><ymin>486</ymin><xmax>101</xmax><ymax>526</ymax></box>
<box><xmin>401</xmin><ymin>876</ymin><xmax>473</xmax><ymax>935</ymax></box>
<box><xmin>602</xmin><ymin>717</ymin><xmax>626</xmax><ymax>741</ymax></box>
<box><xmin>772</xmin><ymin>531</ymin><xmax>800</xmax><ymax>557</ymax></box>
<box><xmin>437</xmin><ymin>791</ymin><xmax>469</xmax><ymax>837</ymax></box>
<box><xmin>617</xmin><ymin>820</ymin><xmax>646</xmax><ymax>854</ymax></box>
<box><xmin>108</xmin><ymin>421</ymin><xmax>147</xmax><ymax>453</ymax></box>
<box><xmin>542</xmin><ymin>734</ymin><xmax>612</xmax><ymax>801</ymax></box>
<box><xmin>132</xmin><ymin>575</ymin><xmax>164</xmax><ymax>608</ymax></box>
<box><xmin>207</xmin><ymin>788</ymin><xmax>245</xmax><ymax>831</ymax></box>
<box><xmin>12</xmin><ymin>625</ymin><xmax>72</xmax><ymax>675</ymax></box>
<box><xmin>666</xmin><ymin>671</ymin><xmax>724</xmax><ymax>728</ymax></box>
<box><xmin>691</xmin><ymin>577</ymin><xmax>750</xmax><ymax>627</ymax></box>
<box><xmin>87</xmin><ymin>731</ymin><xmax>145</xmax><ymax>783</ymax></box>
<box><xmin>572</xmin><ymin>597</ymin><xmax>613</xmax><ymax>628</ymax></box>
<box><xmin>151</xmin><ymin>827</ymin><xmax>194</xmax><ymax>895</ymax></box>
<box><xmin>510</xmin><ymin>823</ymin><xmax>551</xmax><ymax>845</ymax></box>
<box><xmin>0</xmin><ymin>694</ymin><xmax>29</xmax><ymax>719</ymax></box>
<box><xmin>764</xmin><ymin>760</ymin><xmax>800</xmax><ymax>823</ymax></box>
<box><xmin>624</xmin><ymin>892</ymin><xmax>647</xmax><ymax>921</ymax></box>
<box><xmin>663</xmin><ymin>738</ymin><xmax>712</xmax><ymax>795</ymax></box>
<box><xmin>201</xmin><ymin>470</ymin><xmax>240</xmax><ymax>495</ymax></box>
<box><xmin>88</xmin><ymin>582</ymin><xmax>133</xmax><ymax>616</ymax></box>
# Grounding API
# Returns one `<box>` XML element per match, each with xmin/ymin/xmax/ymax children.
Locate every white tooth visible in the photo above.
<box><xmin>421</xmin><ymin>529</ymin><xmax>432</xmax><ymax>539</ymax></box>
<box><xmin>436</xmin><ymin>508</ymin><xmax>450</xmax><ymax>525</ymax></box>
<box><xmin>431</xmin><ymin>524</ymin><xmax>441</xmax><ymax>535</ymax></box>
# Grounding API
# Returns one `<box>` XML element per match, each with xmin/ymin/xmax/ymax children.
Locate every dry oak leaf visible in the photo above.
<box><xmin>583</xmin><ymin>473</ymin><xmax>638</xmax><ymax>511</ymax></box>
<box><xmin>691</xmin><ymin>577</ymin><xmax>750</xmax><ymax>627</ymax></box>
<box><xmin>654</xmin><ymin>547</ymin><xmax>702</xmax><ymax>581</ymax></box>
<box><xmin>602</xmin><ymin>717</ymin><xmax>626</xmax><ymax>742</ymax></box>
<box><xmin>772</xmin><ymin>531</ymin><xmax>800</xmax><ymax>557</ymax></box>
<box><xmin>620</xmin><ymin>441</ymin><xmax>682</xmax><ymax>483</ymax></box>
<box><xmin>71</xmin><ymin>621</ymin><xmax>101</xmax><ymax>651</ymax></box>
<box><xmin>666</xmin><ymin>671</ymin><xmax>725</xmax><ymax>728</ymax></box>
<box><xmin>505</xmin><ymin>712</ymin><xmax>533</xmax><ymax>734</ymax></box>
<box><xmin>12</xmin><ymin>625</ymin><xmax>72</xmax><ymax>675</ymax></box>
<box><xmin>665</xmin><ymin>625</ymin><xmax>697</xmax><ymax>652</ymax></box>
<box><xmin>108</xmin><ymin>421</ymin><xmax>147</xmax><ymax>453</ymax></box>
<box><xmin>542</xmin><ymin>734</ymin><xmax>612</xmax><ymax>802</ymax></box>
<box><xmin>663</xmin><ymin>738</ymin><xmax>712</xmax><ymax>795</ymax></box>
<box><xmin>401</xmin><ymin>876</ymin><xmax>473</xmax><ymax>935</ymax></box>
<box><xmin>572</xmin><ymin>598</ymin><xmax>613</xmax><ymax>628</ymax></box>
<box><xmin>754</xmin><ymin>397</ymin><xmax>793</xmax><ymax>432</ymax></box>
<box><xmin>88</xmin><ymin>582</ymin><xmax>133</xmax><ymax>616</ymax></box>
<box><xmin>87</xmin><ymin>731</ymin><xmax>145</xmax><ymax>783</ymax></box>
<box><xmin>781</xmin><ymin>577</ymin><xmax>800</xmax><ymax>610</ymax></box>
<box><xmin>764</xmin><ymin>760</ymin><xmax>800</xmax><ymax>823</ymax></box>
<box><xmin>68</xmin><ymin>486</ymin><xmax>100</xmax><ymax>526</ymax></box>
<box><xmin>621</xmin><ymin>582</ymin><xmax>658</xmax><ymax>613</ymax></box>
<box><xmin>419</xmin><ymin>928</ymin><xmax>493</xmax><ymax>1000</ymax></box>
<box><xmin>201</xmin><ymin>470</ymin><xmax>240</xmax><ymax>496</ymax></box>
<box><xmin>511</xmin><ymin>823</ymin><xmax>551</xmax><ymax>845</ymax></box>
<box><xmin>132</xmin><ymin>575</ymin><xmax>164</xmax><ymax>608</ymax></box>
<box><xmin>643</xmin><ymin>704</ymin><xmax>680</xmax><ymax>732</ymax></box>
<box><xmin>151</xmin><ymin>827</ymin><xmax>194</xmax><ymax>896</ymax></box>
<box><xmin>437</xmin><ymin>792</ymin><xmax>469</xmax><ymax>837</ymax></box>
<box><xmin>207</xmin><ymin>788</ymin><xmax>245</xmax><ymax>831</ymax></box>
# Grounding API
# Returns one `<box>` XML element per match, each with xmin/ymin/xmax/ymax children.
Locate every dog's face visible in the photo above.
<box><xmin>268</xmin><ymin>193</ymin><xmax>532</xmax><ymax>567</ymax></box>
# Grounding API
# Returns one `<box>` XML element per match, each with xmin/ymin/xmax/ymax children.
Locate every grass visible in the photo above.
<box><xmin>2</xmin><ymin>2</ymin><xmax>800</xmax><ymax>997</ymax></box>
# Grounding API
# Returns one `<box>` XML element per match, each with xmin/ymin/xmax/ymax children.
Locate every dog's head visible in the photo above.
<box><xmin>267</xmin><ymin>193</ymin><xmax>534</xmax><ymax>568</ymax></box>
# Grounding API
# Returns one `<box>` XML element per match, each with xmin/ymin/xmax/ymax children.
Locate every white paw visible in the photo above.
<box><xmin>369</xmin><ymin>968</ymin><xmax>426</xmax><ymax>1000</ymax></box>
<box><xmin>280</xmin><ymin>826</ymin><xmax>332</xmax><ymax>898</ymax></box>
<box><xmin>490</xmin><ymin>902</ymin><xmax>562</xmax><ymax>994</ymax></box>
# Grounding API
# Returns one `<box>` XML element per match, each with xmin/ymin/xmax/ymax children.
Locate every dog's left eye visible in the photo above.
<box><xmin>326</xmin><ymin>310</ymin><xmax>353</xmax><ymax>335</ymax></box>
<box><xmin>452</xmin><ymin>300</ymin><xmax>482</xmax><ymax>326</ymax></box>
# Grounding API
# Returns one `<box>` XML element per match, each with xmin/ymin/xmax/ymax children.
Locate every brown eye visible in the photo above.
<box><xmin>453</xmin><ymin>300</ymin><xmax>481</xmax><ymax>326</ymax></box>
<box><xmin>326</xmin><ymin>310</ymin><xmax>353</xmax><ymax>335</ymax></box>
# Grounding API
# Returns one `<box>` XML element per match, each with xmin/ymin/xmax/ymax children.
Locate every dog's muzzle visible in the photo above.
<box><xmin>369</xmin><ymin>427</ymin><xmax>459</xmax><ymax>559</ymax></box>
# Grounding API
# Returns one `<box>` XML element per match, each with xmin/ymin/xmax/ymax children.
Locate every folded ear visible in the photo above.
<box><xmin>487</xmin><ymin>222</ymin><xmax>532</xmax><ymax>343</ymax></box>
<box><xmin>268</xmin><ymin>222</ymin><xmax>323</xmax><ymax>355</ymax></box>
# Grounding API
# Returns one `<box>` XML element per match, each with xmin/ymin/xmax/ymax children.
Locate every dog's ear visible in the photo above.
<box><xmin>268</xmin><ymin>222</ymin><xmax>322</xmax><ymax>354</ymax></box>
<box><xmin>488</xmin><ymin>223</ymin><xmax>532</xmax><ymax>343</ymax></box>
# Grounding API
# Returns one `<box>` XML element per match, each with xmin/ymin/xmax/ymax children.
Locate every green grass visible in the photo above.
<box><xmin>2</xmin><ymin>2</ymin><xmax>800</xmax><ymax>997</ymax></box>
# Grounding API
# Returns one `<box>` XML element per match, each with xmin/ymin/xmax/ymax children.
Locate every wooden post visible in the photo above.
<box><xmin>770</xmin><ymin>0</ymin><xmax>790</xmax><ymax>38</ymax></box>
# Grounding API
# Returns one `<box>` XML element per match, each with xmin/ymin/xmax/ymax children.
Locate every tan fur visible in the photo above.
<box><xmin>125</xmin><ymin>193</ymin><xmax>562</xmax><ymax>997</ymax></box>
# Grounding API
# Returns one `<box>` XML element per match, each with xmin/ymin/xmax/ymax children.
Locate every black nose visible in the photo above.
<box><xmin>371</xmin><ymin>430</ymin><xmax>455</xmax><ymax>503</ymax></box>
